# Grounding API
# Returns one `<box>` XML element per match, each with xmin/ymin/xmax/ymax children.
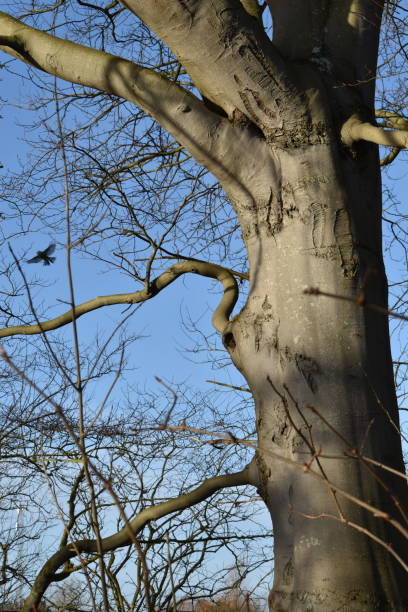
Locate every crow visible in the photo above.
<box><xmin>27</xmin><ymin>243</ymin><xmax>56</xmax><ymax>265</ymax></box>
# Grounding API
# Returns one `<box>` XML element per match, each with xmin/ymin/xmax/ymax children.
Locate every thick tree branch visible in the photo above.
<box><xmin>120</xmin><ymin>0</ymin><xmax>304</xmax><ymax>132</ymax></box>
<box><xmin>341</xmin><ymin>114</ymin><xmax>408</xmax><ymax>149</ymax></box>
<box><xmin>0</xmin><ymin>10</ymin><xmax>243</xmax><ymax>186</ymax></box>
<box><xmin>22</xmin><ymin>466</ymin><xmax>251</xmax><ymax>612</ymax></box>
<box><xmin>0</xmin><ymin>261</ymin><xmax>238</xmax><ymax>338</ymax></box>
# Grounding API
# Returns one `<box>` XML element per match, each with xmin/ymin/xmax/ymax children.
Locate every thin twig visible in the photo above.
<box><xmin>304</xmin><ymin>286</ymin><xmax>408</xmax><ymax>321</ymax></box>
<box><xmin>206</xmin><ymin>379</ymin><xmax>251</xmax><ymax>393</ymax></box>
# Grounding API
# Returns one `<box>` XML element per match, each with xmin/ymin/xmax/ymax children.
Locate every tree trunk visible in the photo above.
<box><xmin>224</xmin><ymin>103</ymin><xmax>408</xmax><ymax>609</ymax></box>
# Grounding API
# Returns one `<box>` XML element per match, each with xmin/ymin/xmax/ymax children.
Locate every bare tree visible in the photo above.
<box><xmin>0</xmin><ymin>359</ymin><xmax>268</xmax><ymax>610</ymax></box>
<box><xmin>0</xmin><ymin>1</ymin><xmax>408</xmax><ymax>610</ymax></box>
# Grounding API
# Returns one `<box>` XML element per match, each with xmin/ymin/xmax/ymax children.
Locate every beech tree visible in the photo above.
<box><xmin>0</xmin><ymin>1</ymin><xmax>408</xmax><ymax>610</ymax></box>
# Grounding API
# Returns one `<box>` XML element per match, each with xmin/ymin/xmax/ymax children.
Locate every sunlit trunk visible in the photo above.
<box><xmin>226</xmin><ymin>139</ymin><xmax>408</xmax><ymax>609</ymax></box>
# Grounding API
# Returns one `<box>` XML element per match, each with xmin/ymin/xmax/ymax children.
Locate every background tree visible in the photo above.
<box><xmin>0</xmin><ymin>355</ymin><xmax>268</xmax><ymax>609</ymax></box>
<box><xmin>0</xmin><ymin>1</ymin><xmax>408</xmax><ymax>610</ymax></box>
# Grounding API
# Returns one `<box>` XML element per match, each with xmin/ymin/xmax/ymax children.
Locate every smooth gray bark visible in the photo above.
<box><xmin>228</xmin><ymin>136</ymin><xmax>408</xmax><ymax>609</ymax></box>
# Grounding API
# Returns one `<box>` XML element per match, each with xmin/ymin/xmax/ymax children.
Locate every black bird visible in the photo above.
<box><xmin>27</xmin><ymin>243</ymin><xmax>56</xmax><ymax>266</ymax></box>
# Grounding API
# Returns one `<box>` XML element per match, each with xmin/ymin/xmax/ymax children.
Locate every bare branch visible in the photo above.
<box><xmin>22</xmin><ymin>467</ymin><xmax>251</xmax><ymax>611</ymax></box>
<box><xmin>206</xmin><ymin>379</ymin><xmax>251</xmax><ymax>393</ymax></box>
<box><xmin>375</xmin><ymin>110</ymin><xmax>408</xmax><ymax>130</ymax></box>
<box><xmin>341</xmin><ymin>113</ymin><xmax>408</xmax><ymax>149</ymax></box>
<box><xmin>303</xmin><ymin>286</ymin><xmax>408</xmax><ymax>322</ymax></box>
<box><xmin>380</xmin><ymin>147</ymin><xmax>402</xmax><ymax>166</ymax></box>
<box><xmin>0</xmin><ymin>10</ymin><xmax>241</xmax><ymax>183</ymax></box>
<box><xmin>0</xmin><ymin>260</ymin><xmax>238</xmax><ymax>338</ymax></box>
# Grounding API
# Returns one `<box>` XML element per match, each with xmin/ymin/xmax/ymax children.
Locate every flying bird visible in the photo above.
<box><xmin>27</xmin><ymin>243</ymin><xmax>56</xmax><ymax>266</ymax></box>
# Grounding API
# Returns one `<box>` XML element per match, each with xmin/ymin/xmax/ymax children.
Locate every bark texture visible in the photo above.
<box><xmin>228</xmin><ymin>133</ymin><xmax>408</xmax><ymax>609</ymax></box>
<box><xmin>1</xmin><ymin>1</ymin><xmax>408</xmax><ymax>610</ymax></box>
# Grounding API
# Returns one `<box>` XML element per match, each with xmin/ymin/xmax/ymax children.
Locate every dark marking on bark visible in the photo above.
<box><xmin>236</xmin><ymin>86</ymin><xmax>263</xmax><ymax>126</ymax></box>
<box><xmin>264</xmin><ymin>188</ymin><xmax>274</xmax><ymax>236</ymax></box>
<box><xmin>255</xmin><ymin>450</ymin><xmax>271</xmax><ymax>504</ymax></box>
<box><xmin>250</xmin><ymin>88</ymin><xmax>281</xmax><ymax>122</ymax></box>
<box><xmin>272</xmin><ymin>192</ymin><xmax>284</xmax><ymax>234</ymax></box>
<box><xmin>295</xmin><ymin>354</ymin><xmax>319</xmax><ymax>393</ymax></box>
<box><xmin>271</xmin><ymin>417</ymin><xmax>289</xmax><ymax>446</ymax></box>
<box><xmin>283</xmin><ymin>558</ymin><xmax>294</xmax><ymax>585</ymax></box>
<box><xmin>222</xmin><ymin>332</ymin><xmax>236</xmax><ymax>350</ymax></box>
<box><xmin>278</xmin><ymin>345</ymin><xmax>291</xmax><ymax>368</ymax></box>
<box><xmin>292</xmin><ymin>431</ymin><xmax>309</xmax><ymax>454</ymax></box>
<box><xmin>237</xmin><ymin>41</ymin><xmax>287</xmax><ymax>93</ymax></box>
<box><xmin>311</xmin><ymin>201</ymin><xmax>328</xmax><ymax>249</ymax></box>
<box><xmin>334</xmin><ymin>208</ymin><xmax>358</xmax><ymax>277</ymax></box>
<box><xmin>253</xmin><ymin>312</ymin><xmax>277</xmax><ymax>353</ymax></box>
<box><xmin>256</xmin><ymin>188</ymin><xmax>283</xmax><ymax>237</ymax></box>
<box><xmin>281</xmin><ymin>181</ymin><xmax>298</xmax><ymax>218</ymax></box>
<box><xmin>282</xmin><ymin>200</ymin><xmax>298</xmax><ymax>219</ymax></box>
<box><xmin>176</xmin><ymin>0</ymin><xmax>195</xmax><ymax>26</ymax></box>
<box><xmin>278</xmin><ymin>346</ymin><xmax>319</xmax><ymax>393</ymax></box>
<box><xmin>254</xmin><ymin>314</ymin><xmax>263</xmax><ymax>352</ymax></box>
<box><xmin>266</xmin><ymin>382</ymin><xmax>292</xmax><ymax>447</ymax></box>
<box><xmin>267</xmin><ymin>120</ymin><xmax>329</xmax><ymax>149</ymax></box>
<box><xmin>288</xmin><ymin>485</ymin><xmax>294</xmax><ymax>525</ymax></box>
<box><xmin>231</xmin><ymin>107</ymin><xmax>252</xmax><ymax>128</ymax></box>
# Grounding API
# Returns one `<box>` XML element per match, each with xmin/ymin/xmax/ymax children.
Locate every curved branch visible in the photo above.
<box><xmin>22</xmin><ymin>466</ymin><xmax>251</xmax><ymax>612</ymax></box>
<box><xmin>0</xmin><ymin>261</ymin><xmax>238</xmax><ymax>338</ymax></box>
<box><xmin>341</xmin><ymin>114</ymin><xmax>408</xmax><ymax>149</ymax></box>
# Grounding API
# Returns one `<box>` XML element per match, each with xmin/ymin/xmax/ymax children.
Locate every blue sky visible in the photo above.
<box><xmin>0</xmin><ymin>65</ymin><xmax>238</xmax><ymax>387</ymax></box>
